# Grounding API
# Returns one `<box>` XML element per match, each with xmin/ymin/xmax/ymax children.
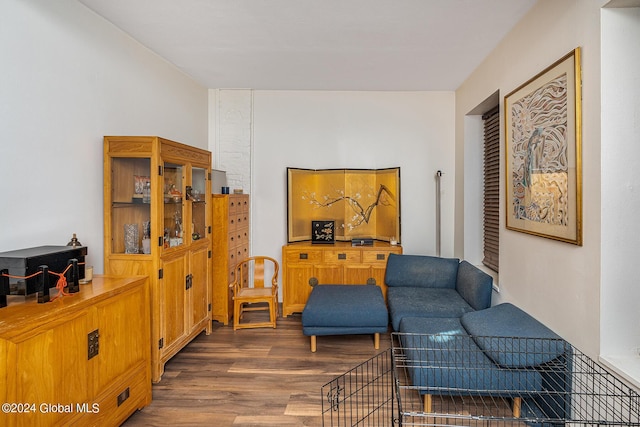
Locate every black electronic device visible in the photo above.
<box><xmin>0</xmin><ymin>245</ymin><xmax>87</xmax><ymax>296</ymax></box>
<box><xmin>0</xmin><ymin>269</ymin><xmax>9</xmax><ymax>308</ymax></box>
<box><xmin>351</xmin><ymin>237</ymin><xmax>374</xmax><ymax>247</ymax></box>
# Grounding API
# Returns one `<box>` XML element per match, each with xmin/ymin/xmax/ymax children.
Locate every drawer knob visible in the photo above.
<box><xmin>338</xmin><ymin>253</ymin><xmax>346</xmax><ymax>260</ymax></box>
<box><xmin>299</xmin><ymin>253</ymin><xmax>308</xmax><ymax>260</ymax></box>
<box><xmin>377</xmin><ymin>254</ymin><xmax>385</xmax><ymax>260</ymax></box>
<box><xmin>367</xmin><ymin>278</ymin><xmax>377</xmax><ymax>286</ymax></box>
<box><xmin>308</xmin><ymin>277</ymin><xmax>318</xmax><ymax>287</ymax></box>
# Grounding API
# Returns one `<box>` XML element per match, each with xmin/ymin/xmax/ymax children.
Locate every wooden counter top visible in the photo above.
<box><xmin>0</xmin><ymin>275</ymin><xmax>147</xmax><ymax>340</ymax></box>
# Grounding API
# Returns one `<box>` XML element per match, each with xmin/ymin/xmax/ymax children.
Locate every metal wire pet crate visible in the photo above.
<box><xmin>321</xmin><ymin>349</ymin><xmax>396</xmax><ymax>426</ymax></box>
<box><xmin>321</xmin><ymin>333</ymin><xmax>640</xmax><ymax>426</ymax></box>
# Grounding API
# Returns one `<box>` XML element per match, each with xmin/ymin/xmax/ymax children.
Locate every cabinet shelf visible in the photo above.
<box><xmin>113</xmin><ymin>202</ymin><xmax>150</xmax><ymax>207</ymax></box>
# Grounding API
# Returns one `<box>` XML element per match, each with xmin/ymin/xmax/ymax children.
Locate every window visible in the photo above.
<box><xmin>482</xmin><ymin>107</ymin><xmax>500</xmax><ymax>272</ymax></box>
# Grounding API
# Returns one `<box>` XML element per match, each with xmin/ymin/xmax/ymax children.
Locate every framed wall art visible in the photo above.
<box><xmin>287</xmin><ymin>167</ymin><xmax>400</xmax><ymax>243</ymax></box>
<box><xmin>504</xmin><ymin>47</ymin><xmax>582</xmax><ymax>245</ymax></box>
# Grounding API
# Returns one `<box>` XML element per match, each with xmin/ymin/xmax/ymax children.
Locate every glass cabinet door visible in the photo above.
<box><xmin>190</xmin><ymin>166</ymin><xmax>207</xmax><ymax>242</ymax></box>
<box><xmin>163</xmin><ymin>161</ymin><xmax>185</xmax><ymax>249</ymax></box>
<box><xmin>110</xmin><ymin>157</ymin><xmax>151</xmax><ymax>255</ymax></box>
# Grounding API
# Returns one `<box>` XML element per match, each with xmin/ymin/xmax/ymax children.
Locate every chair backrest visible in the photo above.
<box><xmin>233</xmin><ymin>256</ymin><xmax>279</xmax><ymax>292</ymax></box>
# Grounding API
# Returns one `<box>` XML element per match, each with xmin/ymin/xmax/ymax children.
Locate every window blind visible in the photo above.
<box><xmin>482</xmin><ymin>106</ymin><xmax>500</xmax><ymax>272</ymax></box>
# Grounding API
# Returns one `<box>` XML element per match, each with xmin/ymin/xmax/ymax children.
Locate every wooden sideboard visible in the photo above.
<box><xmin>282</xmin><ymin>241</ymin><xmax>402</xmax><ymax>316</ymax></box>
<box><xmin>0</xmin><ymin>276</ymin><xmax>151</xmax><ymax>427</ymax></box>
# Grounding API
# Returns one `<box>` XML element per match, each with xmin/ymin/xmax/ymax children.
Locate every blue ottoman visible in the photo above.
<box><xmin>302</xmin><ymin>285</ymin><xmax>389</xmax><ymax>352</ymax></box>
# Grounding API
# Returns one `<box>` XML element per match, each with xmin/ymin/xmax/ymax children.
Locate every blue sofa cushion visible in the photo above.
<box><xmin>461</xmin><ymin>303</ymin><xmax>566</xmax><ymax>368</ymax></box>
<box><xmin>387</xmin><ymin>287</ymin><xmax>474</xmax><ymax>331</ymax></box>
<box><xmin>455</xmin><ymin>261</ymin><xmax>493</xmax><ymax>311</ymax></box>
<box><xmin>301</xmin><ymin>285</ymin><xmax>388</xmax><ymax>333</ymax></box>
<box><xmin>384</xmin><ymin>253</ymin><xmax>460</xmax><ymax>289</ymax></box>
<box><xmin>398</xmin><ymin>317</ymin><xmax>543</xmax><ymax>396</ymax></box>
<box><xmin>399</xmin><ymin>316</ymin><xmax>467</xmax><ymax>335</ymax></box>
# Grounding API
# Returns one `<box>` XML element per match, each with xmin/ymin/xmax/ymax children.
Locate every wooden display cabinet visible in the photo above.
<box><xmin>103</xmin><ymin>136</ymin><xmax>212</xmax><ymax>382</ymax></box>
<box><xmin>0</xmin><ymin>276</ymin><xmax>151</xmax><ymax>427</ymax></box>
<box><xmin>282</xmin><ymin>241</ymin><xmax>402</xmax><ymax>316</ymax></box>
<box><xmin>211</xmin><ymin>194</ymin><xmax>249</xmax><ymax>324</ymax></box>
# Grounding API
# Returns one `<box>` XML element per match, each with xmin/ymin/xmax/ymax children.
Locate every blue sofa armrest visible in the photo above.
<box><xmin>461</xmin><ymin>303</ymin><xmax>566</xmax><ymax>368</ymax></box>
<box><xmin>455</xmin><ymin>261</ymin><xmax>493</xmax><ymax>310</ymax></box>
<box><xmin>384</xmin><ymin>253</ymin><xmax>460</xmax><ymax>288</ymax></box>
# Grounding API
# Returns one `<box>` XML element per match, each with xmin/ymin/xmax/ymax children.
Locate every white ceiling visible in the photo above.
<box><xmin>78</xmin><ymin>0</ymin><xmax>537</xmax><ymax>91</ymax></box>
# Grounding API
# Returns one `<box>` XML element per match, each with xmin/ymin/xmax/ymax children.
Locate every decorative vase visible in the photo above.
<box><xmin>124</xmin><ymin>224</ymin><xmax>139</xmax><ymax>254</ymax></box>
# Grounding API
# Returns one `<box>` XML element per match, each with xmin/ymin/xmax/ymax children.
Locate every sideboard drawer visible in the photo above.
<box><xmin>323</xmin><ymin>250</ymin><xmax>361</xmax><ymax>263</ymax></box>
<box><xmin>284</xmin><ymin>249</ymin><xmax>323</xmax><ymax>263</ymax></box>
<box><xmin>362</xmin><ymin>251</ymin><xmax>393</xmax><ymax>264</ymax></box>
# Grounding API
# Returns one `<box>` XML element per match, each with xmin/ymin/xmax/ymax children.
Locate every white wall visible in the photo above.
<box><xmin>600</xmin><ymin>6</ymin><xmax>640</xmax><ymax>385</ymax></box>
<box><xmin>249</xmin><ymin>91</ymin><xmax>455</xmax><ymax>289</ymax></box>
<box><xmin>0</xmin><ymin>0</ymin><xmax>208</xmax><ymax>272</ymax></box>
<box><xmin>456</xmin><ymin>0</ymin><xmax>606</xmax><ymax>357</ymax></box>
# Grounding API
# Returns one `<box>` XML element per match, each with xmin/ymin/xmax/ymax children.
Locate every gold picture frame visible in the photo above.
<box><xmin>504</xmin><ymin>48</ymin><xmax>582</xmax><ymax>245</ymax></box>
<box><xmin>287</xmin><ymin>167</ymin><xmax>401</xmax><ymax>243</ymax></box>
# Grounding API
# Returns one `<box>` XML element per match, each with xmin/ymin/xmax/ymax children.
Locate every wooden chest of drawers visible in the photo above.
<box><xmin>211</xmin><ymin>194</ymin><xmax>250</xmax><ymax>324</ymax></box>
<box><xmin>282</xmin><ymin>241</ymin><xmax>402</xmax><ymax>316</ymax></box>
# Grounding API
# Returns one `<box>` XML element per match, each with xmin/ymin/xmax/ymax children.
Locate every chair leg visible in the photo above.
<box><xmin>310</xmin><ymin>335</ymin><xmax>317</xmax><ymax>352</ymax></box>
<box><xmin>374</xmin><ymin>333</ymin><xmax>380</xmax><ymax>349</ymax></box>
<box><xmin>233</xmin><ymin>300</ymin><xmax>240</xmax><ymax>331</ymax></box>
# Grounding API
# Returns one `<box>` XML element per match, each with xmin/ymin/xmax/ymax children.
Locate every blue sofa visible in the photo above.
<box><xmin>384</xmin><ymin>254</ymin><xmax>570</xmax><ymax>419</ymax></box>
<box><xmin>384</xmin><ymin>253</ymin><xmax>493</xmax><ymax>331</ymax></box>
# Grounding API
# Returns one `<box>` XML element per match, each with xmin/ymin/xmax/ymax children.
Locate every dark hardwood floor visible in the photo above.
<box><xmin>122</xmin><ymin>311</ymin><xmax>391</xmax><ymax>427</ymax></box>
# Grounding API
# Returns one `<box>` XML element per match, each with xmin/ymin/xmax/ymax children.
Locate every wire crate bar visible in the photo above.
<box><xmin>321</xmin><ymin>333</ymin><xmax>640</xmax><ymax>426</ymax></box>
<box><xmin>392</xmin><ymin>332</ymin><xmax>640</xmax><ymax>427</ymax></box>
<box><xmin>321</xmin><ymin>348</ymin><xmax>397</xmax><ymax>426</ymax></box>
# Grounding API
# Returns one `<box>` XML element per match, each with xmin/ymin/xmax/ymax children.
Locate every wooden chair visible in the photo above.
<box><xmin>229</xmin><ymin>256</ymin><xmax>279</xmax><ymax>330</ymax></box>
